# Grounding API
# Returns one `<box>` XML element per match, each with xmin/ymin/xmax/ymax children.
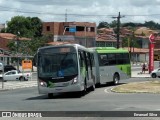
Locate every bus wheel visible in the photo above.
<box><xmin>95</xmin><ymin>83</ymin><xmax>101</xmax><ymax>88</ymax></box>
<box><xmin>113</xmin><ymin>73</ymin><xmax>120</xmax><ymax>85</ymax></box>
<box><xmin>48</xmin><ymin>93</ymin><xmax>53</xmax><ymax>99</ymax></box>
<box><xmin>90</xmin><ymin>82</ymin><xmax>95</xmax><ymax>91</ymax></box>
<box><xmin>81</xmin><ymin>79</ymin><xmax>87</xmax><ymax>96</ymax></box>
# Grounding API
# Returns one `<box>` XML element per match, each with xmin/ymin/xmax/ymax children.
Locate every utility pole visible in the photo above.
<box><xmin>112</xmin><ymin>12</ymin><xmax>124</xmax><ymax>49</ymax></box>
<box><xmin>65</xmin><ymin>9</ymin><xmax>67</xmax><ymax>22</ymax></box>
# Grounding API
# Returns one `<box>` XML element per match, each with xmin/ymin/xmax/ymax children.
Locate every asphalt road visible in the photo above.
<box><xmin>0</xmin><ymin>77</ymin><xmax>160</xmax><ymax>120</ymax></box>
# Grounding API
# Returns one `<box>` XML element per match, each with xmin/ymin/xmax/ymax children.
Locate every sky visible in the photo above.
<box><xmin>1</xmin><ymin>0</ymin><xmax>160</xmax><ymax>25</ymax></box>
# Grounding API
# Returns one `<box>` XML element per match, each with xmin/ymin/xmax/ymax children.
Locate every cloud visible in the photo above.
<box><xmin>0</xmin><ymin>0</ymin><xmax>160</xmax><ymax>24</ymax></box>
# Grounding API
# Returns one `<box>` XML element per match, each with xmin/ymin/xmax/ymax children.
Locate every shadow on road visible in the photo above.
<box><xmin>26</xmin><ymin>83</ymin><xmax>126</xmax><ymax>100</ymax></box>
<box><xmin>96</xmin><ymin>82</ymin><xmax>126</xmax><ymax>88</ymax></box>
<box><xmin>26</xmin><ymin>90</ymin><xmax>93</xmax><ymax>100</ymax></box>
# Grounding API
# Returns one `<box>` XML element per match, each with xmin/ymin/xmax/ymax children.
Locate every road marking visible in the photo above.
<box><xmin>104</xmin><ymin>86</ymin><xmax>115</xmax><ymax>93</ymax></box>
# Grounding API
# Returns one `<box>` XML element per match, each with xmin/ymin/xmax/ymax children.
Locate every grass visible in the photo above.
<box><xmin>111</xmin><ymin>80</ymin><xmax>160</xmax><ymax>93</ymax></box>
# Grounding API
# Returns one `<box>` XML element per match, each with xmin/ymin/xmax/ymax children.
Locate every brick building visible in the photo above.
<box><xmin>96</xmin><ymin>28</ymin><xmax>120</xmax><ymax>47</ymax></box>
<box><xmin>0</xmin><ymin>33</ymin><xmax>30</xmax><ymax>50</ymax></box>
<box><xmin>42</xmin><ymin>22</ymin><xmax>96</xmax><ymax>47</ymax></box>
<box><xmin>0</xmin><ymin>33</ymin><xmax>31</xmax><ymax>65</ymax></box>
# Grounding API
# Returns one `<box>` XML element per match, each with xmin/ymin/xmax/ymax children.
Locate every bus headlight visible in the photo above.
<box><xmin>72</xmin><ymin>77</ymin><xmax>78</xmax><ymax>84</ymax></box>
<box><xmin>40</xmin><ymin>80</ymin><xmax>47</xmax><ymax>87</ymax></box>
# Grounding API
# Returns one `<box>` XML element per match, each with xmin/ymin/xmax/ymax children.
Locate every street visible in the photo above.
<box><xmin>0</xmin><ymin>66</ymin><xmax>160</xmax><ymax>120</ymax></box>
<box><xmin>0</xmin><ymin>78</ymin><xmax>159</xmax><ymax>111</ymax></box>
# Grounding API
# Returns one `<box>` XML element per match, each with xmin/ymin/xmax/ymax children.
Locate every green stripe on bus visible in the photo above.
<box><xmin>116</xmin><ymin>64</ymin><xmax>131</xmax><ymax>76</ymax></box>
<box><xmin>97</xmin><ymin>51</ymin><xmax>128</xmax><ymax>53</ymax></box>
<box><xmin>96</xmin><ymin>47</ymin><xmax>128</xmax><ymax>53</ymax></box>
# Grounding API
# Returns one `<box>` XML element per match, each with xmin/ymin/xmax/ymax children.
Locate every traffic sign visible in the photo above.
<box><xmin>149</xmin><ymin>34</ymin><xmax>155</xmax><ymax>43</ymax></box>
<box><xmin>69</xmin><ymin>27</ymin><xmax>76</xmax><ymax>32</ymax></box>
<box><xmin>22</xmin><ymin>60</ymin><xmax>32</xmax><ymax>69</ymax></box>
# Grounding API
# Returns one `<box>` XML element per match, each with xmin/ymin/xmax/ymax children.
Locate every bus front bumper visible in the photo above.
<box><xmin>38</xmin><ymin>83</ymin><xmax>83</xmax><ymax>94</ymax></box>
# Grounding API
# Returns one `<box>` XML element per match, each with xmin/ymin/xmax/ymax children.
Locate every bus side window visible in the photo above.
<box><xmin>78</xmin><ymin>51</ymin><xmax>84</xmax><ymax>67</ymax></box>
<box><xmin>87</xmin><ymin>52</ymin><xmax>92</xmax><ymax>70</ymax></box>
<box><xmin>98</xmin><ymin>54</ymin><xmax>108</xmax><ymax>66</ymax></box>
<box><xmin>83</xmin><ymin>51</ymin><xmax>89</xmax><ymax>80</ymax></box>
<box><xmin>83</xmin><ymin>51</ymin><xmax>88</xmax><ymax>72</ymax></box>
<box><xmin>116</xmin><ymin>53</ymin><xmax>123</xmax><ymax>64</ymax></box>
<box><xmin>90</xmin><ymin>54</ymin><xmax>95</xmax><ymax>67</ymax></box>
<box><xmin>108</xmin><ymin>53</ymin><xmax>116</xmax><ymax>65</ymax></box>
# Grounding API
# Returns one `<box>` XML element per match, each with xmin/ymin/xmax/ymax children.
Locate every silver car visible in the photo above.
<box><xmin>151</xmin><ymin>68</ymin><xmax>160</xmax><ymax>78</ymax></box>
<box><xmin>0</xmin><ymin>63</ymin><xmax>3</xmax><ymax>72</ymax></box>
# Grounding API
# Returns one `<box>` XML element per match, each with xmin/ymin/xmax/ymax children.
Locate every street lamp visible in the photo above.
<box><xmin>85</xmin><ymin>25</ymin><xmax>87</xmax><ymax>47</ymax></box>
<box><xmin>1</xmin><ymin>49</ymin><xmax>4</xmax><ymax>89</ymax></box>
<box><xmin>16</xmin><ymin>31</ymin><xmax>20</xmax><ymax>71</ymax></box>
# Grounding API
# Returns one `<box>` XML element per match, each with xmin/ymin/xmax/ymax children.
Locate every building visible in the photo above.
<box><xmin>0</xmin><ymin>33</ymin><xmax>31</xmax><ymax>65</ymax></box>
<box><xmin>0</xmin><ymin>24</ymin><xmax>5</xmax><ymax>32</ymax></box>
<box><xmin>126</xmin><ymin>27</ymin><xmax>160</xmax><ymax>62</ymax></box>
<box><xmin>96</xmin><ymin>34</ymin><xmax>117</xmax><ymax>47</ymax></box>
<box><xmin>96</xmin><ymin>28</ymin><xmax>118</xmax><ymax>47</ymax></box>
<box><xmin>0</xmin><ymin>33</ymin><xmax>30</xmax><ymax>50</ymax></box>
<box><xmin>42</xmin><ymin>22</ymin><xmax>96</xmax><ymax>47</ymax></box>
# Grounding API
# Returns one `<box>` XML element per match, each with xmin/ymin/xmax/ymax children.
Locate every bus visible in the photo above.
<box><xmin>37</xmin><ymin>44</ymin><xmax>96</xmax><ymax>98</ymax></box>
<box><xmin>90</xmin><ymin>47</ymin><xmax>131</xmax><ymax>85</ymax></box>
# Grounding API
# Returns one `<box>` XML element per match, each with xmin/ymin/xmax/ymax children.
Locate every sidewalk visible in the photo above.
<box><xmin>0</xmin><ymin>80</ymin><xmax>37</xmax><ymax>90</ymax></box>
<box><xmin>131</xmin><ymin>70</ymin><xmax>150</xmax><ymax>78</ymax></box>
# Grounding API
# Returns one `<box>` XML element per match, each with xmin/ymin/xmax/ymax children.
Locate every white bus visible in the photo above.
<box><xmin>37</xmin><ymin>44</ymin><xmax>131</xmax><ymax>98</ymax></box>
<box><xmin>37</xmin><ymin>44</ymin><xmax>96</xmax><ymax>98</ymax></box>
<box><xmin>90</xmin><ymin>47</ymin><xmax>131</xmax><ymax>86</ymax></box>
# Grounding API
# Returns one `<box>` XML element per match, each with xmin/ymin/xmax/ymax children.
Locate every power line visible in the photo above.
<box><xmin>1</xmin><ymin>5</ymin><xmax>160</xmax><ymax>17</ymax></box>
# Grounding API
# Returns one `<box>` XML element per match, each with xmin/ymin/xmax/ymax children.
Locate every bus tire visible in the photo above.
<box><xmin>113</xmin><ymin>73</ymin><xmax>120</xmax><ymax>85</ymax></box>
<box><xmin>48</xmin><ymin>93</ymin><xmax>53</xmax><ymax>99</ymax></box>
<box><xmin>95</xmin><ymin>83</ymin><xmax>101</xmax><ymax>88</ymax></box>
<box><xmin>81</xmin><ymin>79</ymin><xmax>87</xmax><ymax>96</ymax></box>
<box><xmin>90</xmin><ymin>82</ymin><xmax>95</xmax><ymax>91</ymax></box>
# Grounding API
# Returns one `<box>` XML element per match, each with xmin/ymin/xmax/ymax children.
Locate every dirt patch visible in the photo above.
<box><xmin>112</xmin><ymin>80</ymin><xmax>160</xmax><ymax>93</ymax></box>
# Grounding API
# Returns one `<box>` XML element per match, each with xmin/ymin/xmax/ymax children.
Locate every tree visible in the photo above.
<box><xmin>5</xmin><ymin>16</ymin><xmax>42</xmax><ymax>38</ymax></box>
<box><xmin>109</xmin><ymin>20</ymin><xmax>118</xmax><ymax>28</ymax></box>
<box><xmin>27</xmin><ymin>17</ymin><xmax>43</xmax><ymax>37</ymax></box>
<box><xmin>122</xmin><ymin>22</ymin><xmax>136</xmax><ymax>27</ymax></box>
<box><xmin>6</xmin><ymin>16</ymin><xmax>44</xmax><ymax>56</ymax></box>
<box><xmin>144</xmin><ymin>21</ymin><xmax>160</xmax><ymax>29</ymax></box>
<box><xmin>97</xmin><ymin>21</ymin><xmax>110</xmax><ymax>29</ymax></box>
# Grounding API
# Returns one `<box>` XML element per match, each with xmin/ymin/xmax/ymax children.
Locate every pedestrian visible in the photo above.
<box><xmin>142</xmin><ymin>63</ymin><xmax>146</xmax><ymax>74</ymax></box>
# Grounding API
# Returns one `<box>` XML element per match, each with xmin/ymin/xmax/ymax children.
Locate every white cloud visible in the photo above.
<box><xmin>0</xmin><ymin>0</ymin><xmax>160</xmax><ymax>25</ymax></box>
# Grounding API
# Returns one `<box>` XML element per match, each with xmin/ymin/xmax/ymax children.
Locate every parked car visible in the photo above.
<box><xmin>3</xmin><ymin>70</ymin><xmax>31</xmax><ymax>81</ymax></box>
<box><xmin>150</xmin><ymin>68</ymin><xmax>160</xmax><ymax>78</ymax></box>
<box><xmin>0</xmin><ymin>63</ymin><xmax>3</xmax><ymax>72</ymax></box>
<box><xmin>4</xmin><ymin>65</ymin><xmax>16</xmax><ymax>72</ymax></box>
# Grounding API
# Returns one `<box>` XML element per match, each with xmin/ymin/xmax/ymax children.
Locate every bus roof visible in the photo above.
<box><xmin>95</xmin><ymin>47</ymin><xmax>129</xmax><ymax>53</ymax></box>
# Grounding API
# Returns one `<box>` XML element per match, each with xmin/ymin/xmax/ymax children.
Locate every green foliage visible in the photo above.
<box><xmin>5</xmin><ymin>16</ymin><xmax>45</xmax><ymax>55</ymax></box>
<box><xmin>97</xmin><ymin>20</ymin><xmax>118</xmax><ymax>29</ymax></box>
<box><xmin>7</xmin><ymin>35</ymin><xmax>50</xmax><ymax>56</ymax></box>
<box><xmin>122</xmin><ymin>20</ymin><xmax>160</xmax><ymax>30</ymax></box>
<box><xmin>97</xmin><ymin>21</ymin><xmax>110</xmax><ymax>29</ymax></box>
<box><xmin>5</xmin><ymin>16</ymin><xmax>42</xmax><ymax>38</ymax></box>
<box><xmin>122</xmin><ymin>37</ymin><xmax>128</xmax><ymax>48</ymax></box>
<box><xmin>109</xmin><ymin>20</ymin><xmax>118</xmax><ymax>28</ymax></box>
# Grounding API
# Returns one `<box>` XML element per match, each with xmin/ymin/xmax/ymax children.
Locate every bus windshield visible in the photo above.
<box><xmin>38</xmin><ymin>52</ymin><xmax>78</xmax><ymax>78</ymax></box>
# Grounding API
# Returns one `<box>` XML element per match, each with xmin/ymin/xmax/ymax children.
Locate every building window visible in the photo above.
<box><xmin>76</xmin><ymin>26</ymin><xmax>85</xmax><ymax>31</ymax></box>
<box><xmin>46</xmin><ymin>26</ymin><xmax>50</xmax><ymax>31</ymax></box>
<box><xmin>91</xmin><ymin>27</ymin><xmax>95</xmax><ymax>32</ymax></box>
